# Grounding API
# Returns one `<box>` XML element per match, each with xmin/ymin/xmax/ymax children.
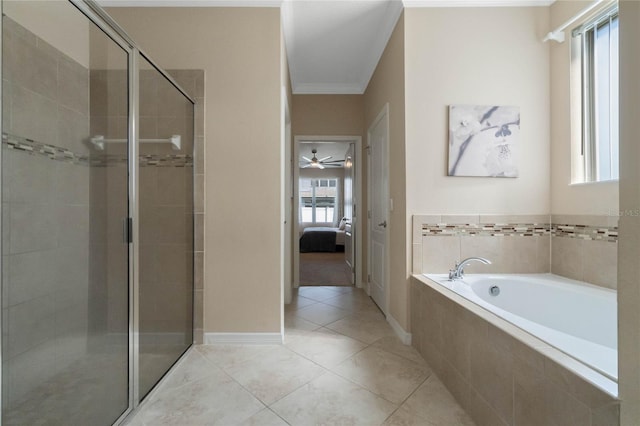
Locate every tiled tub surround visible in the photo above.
<box><xmin>412</xmin><ymin>214</ymin><xmax>618</xmax><ymax>289</ymax></box>
<box><xmin>410</xmin><ymin>214</ymin><xmax>620</xmax><ymax>425</ymax></box>
<box><xmin>551</xmin><ymin>214</ymin><xmax>618</xmax><ymax>290</ymax></box>
<box><xmin>424</xmin><ymin>273</ymin><xmax>617</xmax><ymax>383</ymax></box>
<box><xmin>413</xmin><ymin>215</ymin><xmax>552</xmax><ymax>277</ymax></box>
<box><xmin>411</xmin><ymin>276</ymin><xmax>619</xmax><ymax>426</ymax></box>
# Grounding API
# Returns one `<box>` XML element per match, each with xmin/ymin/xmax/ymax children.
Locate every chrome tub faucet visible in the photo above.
<box><xmin>449</xmin><ymin>257</ymin><xmax>492</xmax><ymax>280</ymax></box>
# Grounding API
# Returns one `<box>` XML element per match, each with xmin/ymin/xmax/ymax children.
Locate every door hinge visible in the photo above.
<box><xmin>366</xmin><ymin>145</ymin><xmax>371</xmax><ymax>155</ymax></box>
<box><xmin>367</xmin><ymin>274</ymin><xmax>371</xmax><ymax>283</ymax></box>
<box><xmin>367</xmin><ymin>210</ymin><xmax>371</xmax><ymax>219</ymax></box>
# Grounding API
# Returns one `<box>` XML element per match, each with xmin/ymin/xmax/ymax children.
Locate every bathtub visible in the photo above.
<box><xmin>424</xmin><ymin>273</ymin><xmax>617</xmax><ymax>383</ymax></box>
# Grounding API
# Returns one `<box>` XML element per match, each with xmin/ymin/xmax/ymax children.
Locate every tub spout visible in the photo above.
<box><xmin>448</xmin><ymin>257</ymin><xmax>492</xmax><ymax>280</ymax></box>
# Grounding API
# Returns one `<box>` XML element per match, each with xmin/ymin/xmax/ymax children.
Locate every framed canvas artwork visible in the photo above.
<box><xmin>448</xmin><ymin>105</ymin><xmax>520</xmax><ymax>177</ymax></box>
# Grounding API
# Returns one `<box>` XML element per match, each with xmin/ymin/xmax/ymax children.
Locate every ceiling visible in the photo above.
<box><xmin>99</xmin><ymin>0</ymin><xmax>555</xmax><ymax>94</ymax></box>
<box><xmin>282</xmin><ymin>0</ymin><xmax>403</xmax><ymax>94</ymax></box>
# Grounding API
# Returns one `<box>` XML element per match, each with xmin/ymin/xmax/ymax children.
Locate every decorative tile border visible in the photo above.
<box><xmin>422</xmin><ymin>223</ymin><xmax>550</xmax><ymax>237</ymax></box>
<box><xmin>421</xmin><ymin>222</ymin><xmax>617</xmax><ymax>242</ymax></box>
<box><xmin>552</xmin><ymin>224</ymin><xmax>618</xmax><ymax>242</ymax></box>
<box><xmin>140</xmin><ymin>154</ymin><xmax>193</xmax><ymax>168</ymax></box>
<box><xmin>3</xmin><ymin>132</ymin><xmax>89</xmax><ymax>165</ymax></box>
<box><xmin>3</xmin><ymin>133</ymin><xmax>193</xmax><ymax>168</ymax></box>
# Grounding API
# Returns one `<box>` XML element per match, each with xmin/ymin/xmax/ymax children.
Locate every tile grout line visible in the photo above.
<box><xmin>325</xmin><ymin>342</ymin><xmax>431</xmax><ymax>408</ymax></box>
<box><xmin>132</xmin><ymin>285</ymin><xmax>439</xmax><ymax>426</ymax></box>
<box><xmin>265</xmin><ymin>406</ymin><xmax>293</xmax><ymax>426</ymax></box>
<box><xmin>379</xmin><ymin>373</ymin><xmax>434</xmax><ymax>425</ymax></box>
<box><xmin>278</xmin><ymin>294</ymin><xmax>403</xmax><ymax>412</ymax></box>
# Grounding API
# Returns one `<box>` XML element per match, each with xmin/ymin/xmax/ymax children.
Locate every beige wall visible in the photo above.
<box><xmin>107</xmin><ymin>7</ymin><xmax>283</xmax><ymax>333</ymax></box>
<box><xmin>363</xmin><ymin>13</ymin><xmax>407</xmax><ymax>328</ymax></box>
<box><xmin>618</xmin><ymin>1</ymin><xmax>640</xmax><ymax>423</ymax></box>
<box><xmin>292</xmin><ymin>95</ymin><xmax>364</xmax><ymax>136</ymax></box>
<box><xmin>550</xmin><ymin>1</ymin><xmax>619</xmax><ymax>215</ymax></box>
<box><xmin>404</xmin><ymin>7</ymin><xmax>550</xmax><ymax>216</ymax></box>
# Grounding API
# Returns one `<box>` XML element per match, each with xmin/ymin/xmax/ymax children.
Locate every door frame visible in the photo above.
<box><xmin>366</xmin><ymin>103</ymin><xmax>390</xmax><ymax>315</ymax></box>
<box><xmin>292</xmin><ymin>135</ymin><xmax>364</xmax><ymax>289</ymax></box>
<box><xmin>281</xmin><ymin>87</ymin><xmax>292</xmax><ymax>312</ymax></box>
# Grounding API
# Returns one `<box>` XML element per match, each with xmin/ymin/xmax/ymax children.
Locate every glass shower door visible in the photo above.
<box><xmin>138</xmin><ymin>54</ymin><xmax>194</xmax><ymax>400</ymax></box>
<box><xmin>1</xmin><ymin>1</ymin><xmax>130</xmax><ymax>424</ymax></box>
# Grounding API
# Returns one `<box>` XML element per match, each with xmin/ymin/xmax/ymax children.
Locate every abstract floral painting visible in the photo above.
<box><xmin>448</xmin><ymin>105</ymin><xmax>520</xmax><ymax>177</ymax></box>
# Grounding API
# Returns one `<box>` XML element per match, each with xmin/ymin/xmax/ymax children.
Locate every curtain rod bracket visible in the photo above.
<box><xmin>543</xmin><ymin>31</ymin><xmax>566</xmax><ymax>43</ymax></box>
<box><xmin>542</xmin><ymin>0</ymin><xmax>613</xmax><ymax>44</ymax></box>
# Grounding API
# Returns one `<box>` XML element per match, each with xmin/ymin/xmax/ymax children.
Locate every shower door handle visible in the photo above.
<box><xmin>124</xmin><ymin>218</ymin><xmax>133</xmax><ymax>243</ymax></box>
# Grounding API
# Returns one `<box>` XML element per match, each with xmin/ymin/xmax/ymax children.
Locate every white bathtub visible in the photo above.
<box><xmin>424</xmin><ymin>273</ymin><xmax>617</xmax><ymax>382</ymax></box>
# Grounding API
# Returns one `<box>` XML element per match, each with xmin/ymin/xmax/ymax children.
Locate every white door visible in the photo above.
<box><xmin>368</xmin><ymin>105</ymin><xmax>389</xmax><ymax>314</ymax></box>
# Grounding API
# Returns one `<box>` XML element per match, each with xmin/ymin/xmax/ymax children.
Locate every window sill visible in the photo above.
<box><xmin>570</xmin><ymin>179</ymin><xmax>619</xmax><ymax>187</ymax></box>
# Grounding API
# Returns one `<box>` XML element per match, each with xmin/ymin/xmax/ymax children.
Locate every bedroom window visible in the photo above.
<box><xmin>573</xmin><ymin>5</ymin><xmax>619</xmax><ymax>182</ymax></box>
<box><xmin>300</xmin><ymin>178</ymin><xmax>337</xmax><ymax>223</ymax></box>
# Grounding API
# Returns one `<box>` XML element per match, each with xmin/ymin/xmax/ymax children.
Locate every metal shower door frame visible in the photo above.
<box><xmin>0</xmin><ymin>1</ymin><xmax>195</xmax><ymax>424</ymax></box>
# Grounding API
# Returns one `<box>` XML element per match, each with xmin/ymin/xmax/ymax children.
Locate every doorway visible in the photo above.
<box><xmin>293</xmin><ymin>136</ymin><xmax>363</xmax><ymax>290</ymax></box>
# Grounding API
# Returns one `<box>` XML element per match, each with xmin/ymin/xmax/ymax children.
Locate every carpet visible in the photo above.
<box><xmin>299</xmin><ymin>252</ymin><xmax>353</xmax><ymax>286</ymax></box>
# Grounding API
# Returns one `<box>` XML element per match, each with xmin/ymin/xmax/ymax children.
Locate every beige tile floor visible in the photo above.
<box><xmin>124</xmin><ymin>286</ymin><xmax>476</xmax><ymax>426</ymax></box>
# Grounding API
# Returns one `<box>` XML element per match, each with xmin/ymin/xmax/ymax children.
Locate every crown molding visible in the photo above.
<box><xmin>97</xmin><ymin>0</ymin><xmax>283</xmax><ymax>7</ymax></box>
<box><xmin>402</xmin><ymin>0</ymin><xmax>554</xmax><ymax>7</ymax></box>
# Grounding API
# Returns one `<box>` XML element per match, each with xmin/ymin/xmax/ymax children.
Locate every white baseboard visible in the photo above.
<box><xmin>387</xmin><ymin>315</ymin><xmax>412</xmax><ymax>345</ymax></box>
<box><xmin>204</xmin><ymin>332</ymin><xmax>283</xmax><ymax>345</ymax></box>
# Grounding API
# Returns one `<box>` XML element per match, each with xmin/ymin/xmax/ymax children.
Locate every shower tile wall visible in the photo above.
<box><xmin>140</xmin><ymin>69</ymin><xmax>193</xmax><ymax>343</ymax></box>
<box><xmin>88</xmin><ymin>68</ymin><xmax>204</xmax><ymax>349</ymax></box>
<box><xmin>165</xmin><ymin>70</ymin><xmax>205</xmax><ymax>345</ymax></box>
<box><xmin>88</xmin><ymin>68</ymin><xmax>128</xmax><ymax>340</ymax></box>
<box><xmin>1</xmin><ymin>10</ymin><xmax>202</xmax><ymax>423</ymax></box>
<box><xmin>2</xmin><ymin>17</ymin><xmax>90</xmax><ymax>406</ymax></box>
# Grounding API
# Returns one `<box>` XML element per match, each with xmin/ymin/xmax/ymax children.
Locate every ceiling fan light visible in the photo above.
<box><xmin>345</xmin><ymin>156</ymin><xmax>352</xmax><ymax>167</ymax></box>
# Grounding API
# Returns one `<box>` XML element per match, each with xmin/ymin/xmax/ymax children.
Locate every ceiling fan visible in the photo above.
<box><xmin>301</xmin><ymin>148</ymin><xmax>344</xmax><ymax>169</ymax></box>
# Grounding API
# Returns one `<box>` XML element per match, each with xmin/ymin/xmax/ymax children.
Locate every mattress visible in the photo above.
<box><xmin>299</xmin><ymin>227</ymin><xmax>345</xmax><ymax>253</ymax></box>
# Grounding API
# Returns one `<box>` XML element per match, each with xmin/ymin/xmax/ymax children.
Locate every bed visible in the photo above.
<box><xmin>299</xmin><ymin>227</ymin><xmax>346</xmax><ymax>253</ymax></box>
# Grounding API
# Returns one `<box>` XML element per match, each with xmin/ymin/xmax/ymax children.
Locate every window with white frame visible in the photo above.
<box><xmin>299</xmin><ymin>178</ymin><xmax>338</xmax><ymax>223</ymax></box>
<box><xmin>573</xmin><ymin>5</ymin><xmax>619</xmax><ymax>182</ymax></box>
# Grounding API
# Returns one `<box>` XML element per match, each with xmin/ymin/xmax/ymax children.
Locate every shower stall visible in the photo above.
<box><xmin>0</xmin><ymin>1</ymin><xmax>195</xmax><ymax>424</ymax></box>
